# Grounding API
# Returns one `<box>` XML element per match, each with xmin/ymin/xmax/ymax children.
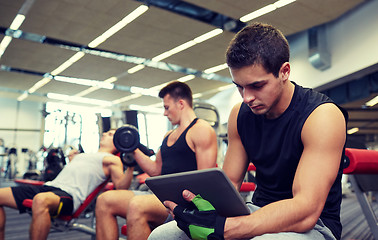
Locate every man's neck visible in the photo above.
<box><xmin>265</xmin><ymin>81</ymin><xmax>295</xmax><ymax>119</ymax></box>
<box><xmin>176</xmin><ymin>109</ymin><xmax>197</xmax><ymax>131</ymax></box>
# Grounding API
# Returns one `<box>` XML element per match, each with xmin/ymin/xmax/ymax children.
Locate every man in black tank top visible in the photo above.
<box><xmin>96</xmin><ymin>81</ymin><xmax>218</xmax><ymax>240</ymax></box>
<box><xmin>150</xmin><ymin>23</ymin><xmax>347</xmax><ymax>240</ymax></box>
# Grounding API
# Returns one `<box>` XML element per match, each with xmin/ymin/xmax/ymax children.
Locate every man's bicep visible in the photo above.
<box><xmin>293</xmin><ymin>104</ymin><xmax>346</xmax><ymax>206</ymax></box>
<box><xmin>194</xmin><ymin>125</ymin><xmax>218</xmax><ymax>169</ymax></box>
<box><xmin>104</xmin><ymin>156</ymin><xmax>124</xmax><ymax>185</ymax></box>
<box><xmin>223</xmin><ymin>103</ymin><xmax>249</xmax><ymax>189</ymax></box>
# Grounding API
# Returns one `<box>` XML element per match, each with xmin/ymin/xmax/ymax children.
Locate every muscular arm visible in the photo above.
<box><xmin>223</xmin><ymin>103</ymin><xmax>346</xmax><ymax>239</ymax></box>
<box><xmin>189</xmin><ymin>119</ymin><xmax>218</xmax><ymax>169</ymax></box>
<box><xmin>103</xmin><ymin>155</ymin><xmax>134</xmax><ymax>190</ymax></box>
<box><xmin>133</xmin><ymin>148</ymin><xmax>163</xmax><ymax>177</ymax></box>
<box><xmin>223</xmin><ymin>103</ymin><xmax>249</xmax><ymax>190</ymax></box>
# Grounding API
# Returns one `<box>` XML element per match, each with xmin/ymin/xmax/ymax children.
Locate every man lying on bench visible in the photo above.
<box><xmin>0</xmin><ymin>129</ymin><xmax>134</xmax><ymax>240</ymax></box>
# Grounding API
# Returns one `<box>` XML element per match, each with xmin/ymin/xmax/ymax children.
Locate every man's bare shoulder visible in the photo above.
<box><xmin>102</xmin><ymin>154</ymin><xmax>121</xmax><ymax>165</ymax></box>
<box><xmin>187</xmin><ymin>118</ymin><xmax>217</xmax><ymax>143</ymax></box>
<box><xmin>192</xmin><ymin>118</ymin><xmax>214</xmax><ymax>131</ymax></box>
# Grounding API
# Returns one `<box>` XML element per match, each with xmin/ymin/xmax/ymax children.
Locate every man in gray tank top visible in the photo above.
<box><xmin>0</xmin><ymin>129</ymin><xmax>134</xmax><ymax>240</ymax></box>
<box><xmin>95</xmin><ymin>81</ymin><xmax>218</xmax><ymax>240</ymax></box>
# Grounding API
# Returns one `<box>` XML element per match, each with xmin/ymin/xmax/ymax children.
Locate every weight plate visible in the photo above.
<box><xmin>113</xmin><ymin>124</ymin><xmax>140</xmax><ymax>153</ymax></box>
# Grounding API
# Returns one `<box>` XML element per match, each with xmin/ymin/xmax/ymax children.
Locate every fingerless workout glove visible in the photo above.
<box><xmin>173</xmin><ymin>194</ymin><xmax>226</xmax><ymax>240</ymax></box>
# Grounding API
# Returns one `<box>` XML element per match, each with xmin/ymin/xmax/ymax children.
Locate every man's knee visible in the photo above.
<box><xmin>96</xmin><ymin>190</ymin><xmax>129</xmax><ymax>216</ymax></box>
<box><xmin>32</xmin><ymin>193</ymin><xmax>56</xmax><ymax>215</ymax></box>
<box><xmin>96</xmin><ymin>191</ymin><xmax>113</xmax><ymax>214</ymax></box>
<box><xmin>127</xmin><ymin>196</ymin><xmax>145</xmax><ymax>219</ymax></box>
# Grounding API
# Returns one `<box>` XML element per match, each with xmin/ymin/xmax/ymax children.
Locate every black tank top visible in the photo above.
<box><xmin>237</xmin><ymin>83</ymin><xmax>347</xmax><ymax>240</ymax></box>
<box><xmin>160</xmin><ymin>118</ymin><xmax>198</xmax><ymax>175</ymax></box>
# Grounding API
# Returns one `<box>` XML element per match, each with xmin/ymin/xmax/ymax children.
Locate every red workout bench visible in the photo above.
<box><xmin>15</xmin><ymin>178</ymin><xmax>112</xmax><ymax>238</ymax></box>
<box><xmin>343</xmin><ymin>148</ymin><xmax>378</xmax><ymax>239</ymax></box>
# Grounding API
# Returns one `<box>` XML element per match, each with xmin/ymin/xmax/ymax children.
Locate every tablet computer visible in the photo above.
<box><xmin>145</xmin><ymin>168</ymin><xmax>250</xmax><ymax>217</ymax></box>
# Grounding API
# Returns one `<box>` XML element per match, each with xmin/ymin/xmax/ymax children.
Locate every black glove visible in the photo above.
<box><xmin>173</xmin><ymin>194</ymin><xmax>226</xmax><ymax>240</ymax></box>
<box><xmin>120</xmin><ymin>152</ymin><xmax>137</xmax><ymax>167</ymax></box>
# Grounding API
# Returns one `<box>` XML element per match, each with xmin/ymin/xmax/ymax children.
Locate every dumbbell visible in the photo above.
<box><xmin>113</xmin><ymin>124</ymin><xmax>154</xmax><ymax>166</ymax></box>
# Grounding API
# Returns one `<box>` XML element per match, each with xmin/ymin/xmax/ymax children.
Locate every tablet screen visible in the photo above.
<box><xmin>145</xmin><ymin>168</ymin><xmax>250</xmax><ymax>217</ymax></box>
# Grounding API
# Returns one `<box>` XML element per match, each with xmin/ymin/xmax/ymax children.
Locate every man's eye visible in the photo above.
<box><xmin>253</xmin><ymin>84</ymin><xmax>264</xmax><ymax>89</ymax></box>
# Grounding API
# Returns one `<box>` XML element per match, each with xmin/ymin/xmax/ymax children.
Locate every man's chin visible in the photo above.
<box><xmin>249</xmin><ymin>106</ymin><xmax>266</xmax><ymax>115</ymax></box>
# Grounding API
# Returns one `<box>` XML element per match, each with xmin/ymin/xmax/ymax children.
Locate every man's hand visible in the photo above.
<box><xmin>164</xmin><ymin>190</ymin><xmax>226</xmax><ymax>240</ymax></box>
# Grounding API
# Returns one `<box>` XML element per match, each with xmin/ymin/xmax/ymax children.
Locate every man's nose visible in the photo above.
<box><xmin>243</xmin><ymin>89</ymin><xmax>256</xmax><ymax>103</ymax></box>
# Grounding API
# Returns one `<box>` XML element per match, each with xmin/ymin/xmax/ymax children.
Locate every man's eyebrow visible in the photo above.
<box><xmin>232</xmin><ymin>81</ymin><xmax>241</xmax><ymax>87</ymax></box>
<box><xmin>232</xmin><ymin>80</ymin><xmax>266</xmax><ymax>88</ymax></box>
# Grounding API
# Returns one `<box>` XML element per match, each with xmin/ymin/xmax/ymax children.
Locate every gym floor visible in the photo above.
<box><xmin>1</xmin><ymin>179</ymin><xmax>377</xmax><ymax>240</ymax></box>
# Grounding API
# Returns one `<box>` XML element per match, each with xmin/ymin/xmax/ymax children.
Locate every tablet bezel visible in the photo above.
<box><xmin>145</xmin><ymin>168</ymin><xmax>250</xmax><ymax>217</ymax></box>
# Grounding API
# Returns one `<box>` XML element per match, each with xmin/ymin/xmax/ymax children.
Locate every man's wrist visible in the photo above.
<box><xmin>223</xmin><ymin>217</ymin><xmax>232</xmax><ymax>240</ymax></box>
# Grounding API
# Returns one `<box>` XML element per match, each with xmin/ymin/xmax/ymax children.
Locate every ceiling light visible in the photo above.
<box><xmin>148</xmin><ymin>75</ymin><xmax>196</xmax><ymax>92</ymax></box>
<box><xmin>217</xmin><ymin>84</ymin><xmax>234</xmax><ymax>91</ymax></box>
<box><xmin>148</xmin><ymin>102</ymin><xmax>163</xmax><ymax>108</ymax></box>
<box><xmin>9</xmin><ymin>14</ymin><xmax>26</xmax><ymax>30</ymax></box>
<box><xmin>365</xmin><ymin>95</ymin><xmax>378</xmax><ymax>107</ymax></box>
<box><xmin>88</xmin><ymin>5</ymin><xmax>149</xmax><ymax>48</ymax></box>
<box><xmin>193</xmin><ymin>29</ymin><xmax>223</xmax><ymax>43</ymax></box>
<box><xmin>74</xmin><ymin>76</ymin><xmax>117</xmax><ymax>97</ymax></box>
<box><xmin>46</xmin><ymin>101</ymin><xmax>112</xmax><ymax>117</ymax></box>
<box><xmin>0</xmin><ymin>0</ymin><xmax>34</xmax><ymax>60</ymax></box>
<box><xmin>177</xmin><ymin>75</ymin><xmax>195</xmax><ymax>82</ymax></box>
<box><xmin>47</xmin><ymin>93</ymin><xmax>112</xmax><ymax>107</ymax></box>
<box><xmin>50</xmin><ymin>52</ymin><xmax>85</xmax><ymax>75</ymax></box>
<box><xmin>203</xmin><ymin>63</ymin><xmax>228</xmax><ymax>74</ymax></box>
<box><xmin>193</xmin><ymin>84</ymin><xmax>234</xmax><ymax>99</ymax></box>
<box><xmin>105</xmin><ymin>76</ymin><xmax>118</xmax><ymax>83</ymax></box>
<box><xmin>74</xmin><ymin>87</ymin><xmax>99</xmax><ymax>97</ymax></box>
<box><xmin>129</xmin><ymin>104</ymin><xmax>162</xmax><ymax>114</ymax></box>
<box><xmin>130</xmin><ymin>86</ymin><xmax>159</xmax><ymax>97</ymax></box>
<box><xmin>0</xmin><ymin>36</ymin><xmax>12</xmax><ymax>58</ymax></box>
<box><xmin>28</xmin><ymin>77</ymin><xmax>51</xmax><ymax>93</ymax></box>
<box><xmin>192</xmin><ymin>93</ymin><xmax>203</xmax><ymax>98</ymax></box>
<box><xmin>111</xmin><ymin>26</ymin><xmax>225</xmax><ymax>104</ymax></box>
<box><xmin>151</xmin><ymin>28</ymin><xmax>223</xmax><ymax>63</ymax></box>
<box><xmin>127</xmin><ymin>64</ymin><xmax>145</xmax><ymax>74</ymax></box>
<box><xmin>152</xmin><ymin>41</ymin><xmax>196</xmax><ymax>62</ymax></box>
<box><xmin>150</xmin><ymin>82</ymin><xmax>170</xmax><ymax>91</ymax></box>
<box><xmin>112</xmin><ymin>94</ymin><xmax>142</xmax><ymax>104</ymax></box>
<box><xmin>54</xmin><ymin>76</ymin><xmax>114</xmax><ymax>89</ymax></box>
<box><xmin>17</xmin><ymin>91</ymin><xmax>28</xmax><ymax>101</ymax></box>
<box><xmin>347</xmin><ymin>127</ymin><xmax>359</xmax><ymax>135</ymax></box>
<box><xmin>274</xmin><ymin>0</ymin><xmax>296</xmax><ymax>8</ymax></box>
<box><xmin>240</xmin><ymin>5</ymin><xmax>276</xmax><ymax>22</ymax></box>
<box><xmin>240</xmin><ymin>0</ymin><xmax>296</xmax><ymax>22</ymax></box>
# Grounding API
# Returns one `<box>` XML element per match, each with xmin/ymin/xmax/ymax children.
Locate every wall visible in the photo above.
<box><xmin>289</xmin><ymin>0</ymin><xmax>378</xmax><ymax>89</ymax></box>
<box><xmin>0</xmin><ymin>97</ymin><xmax>43</xmax><ymax>175</ymax></box>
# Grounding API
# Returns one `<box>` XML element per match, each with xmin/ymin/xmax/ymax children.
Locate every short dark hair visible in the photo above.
<box><xmin>226</xmin><ymin>22</ymin><xmax>290</xmax><ymax>77</ymax></box>
<box><xmin>158</xmin><ymin>81</ymin><xmax>193</xmax><ymax>107</ymax></box>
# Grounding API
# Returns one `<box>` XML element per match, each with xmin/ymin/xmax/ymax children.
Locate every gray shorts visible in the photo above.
<box><xmin>147</xmin><ymin>203</ymin><xmax>337</xmax><ymax>240</ymax></box>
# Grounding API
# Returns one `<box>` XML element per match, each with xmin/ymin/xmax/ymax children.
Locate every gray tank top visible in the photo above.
<box><xmin>45</xmin><ymin>152</ymin><xmax>110</xmax><ymax>212</ymax></box>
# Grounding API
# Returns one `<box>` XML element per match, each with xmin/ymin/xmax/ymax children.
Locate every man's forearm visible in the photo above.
<box><xmin>224</xmin><ymin>198</ymin><xmax>319</xmax><ymax>239</ymax></box>
<box><xmin>114</xmin><ymin>167</ymin><xmax>134</xmax><ymax>190</ymax></box>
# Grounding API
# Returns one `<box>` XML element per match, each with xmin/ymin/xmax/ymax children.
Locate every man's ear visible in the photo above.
<box><xmin>178</xmin><ymin>99</ymin><xmax>185</xmax><ymax>109</ymax></box>
<box><xmin>280</xmin><ymin>62</ymin><xmax>290</xmax><ymax>81</ymax></box>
